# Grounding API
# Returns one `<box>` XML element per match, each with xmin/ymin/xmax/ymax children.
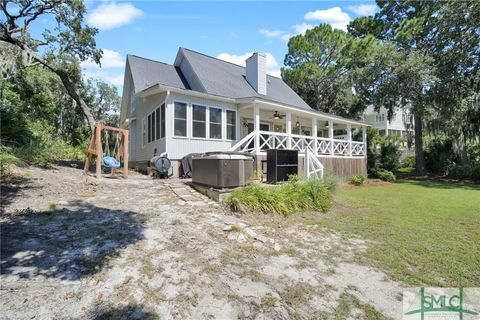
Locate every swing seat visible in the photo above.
<box><xmin>103</xmin><ymin>156</ymin><xmax>121</xmax><ymax>169</ymax></box>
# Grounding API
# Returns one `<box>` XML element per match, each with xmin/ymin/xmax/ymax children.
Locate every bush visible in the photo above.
<box><xmin>447</xmin><ymin>163</ymin><xmax>480</xmax><ymax>181</ymax></box>
<box><xmin>401</xmin><ymin>155</ymin><xmax>415</xmax><ymax>168</ymax></box>
<box><xmin>371</xmin><ymin>168</ymin><xmax>396</xmax><ymax>182</ymax></box>
<box><xmin>350</xmin><ymin>174</ymin><xmax>365</xmax><ymax>186</ymax></box>
<box><xmin>378</xmin><ymin>136</ymin><xmax>402</xmax><ymax>172</ymax></box>
<box><xmin>225</xmin><ymin>177</ymin><xmax>335</xmax><ymax>216</ymax></box>
<box><xmin>0</xmin><ymin>146</ymin><xmax>24</xmax><ymax>176</ymax></box>
<box><xmin>424</xmin><ymin>137</ymin><xmax>457</xmax><ymax>175</ymax></box>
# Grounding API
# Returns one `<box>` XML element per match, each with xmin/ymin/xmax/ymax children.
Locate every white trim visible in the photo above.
<box><xmin>138</xmin><ymin>84</ymin><xmax>370</xmax><ymax>127</ymax></box>
<box><xmin>209</xmin><ymin>106</ymin><xmax>223</xmax><ymax>140</ymax></box>
<box><xmin>191</xmin><ymin>103</ymin><xmax>208</xmax><ymax>139</ymax></box>
<box><xmin>172</xmin><ymin>100</ymin><xmax>189</xmax><ymax>138</ymax></box>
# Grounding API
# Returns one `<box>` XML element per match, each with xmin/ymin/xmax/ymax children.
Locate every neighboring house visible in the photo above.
<box><xmin>363</xmin><ymin>105</ymin><xmax>413</xmax><ymax>137</ymax></box>
<box><xmin>120</xmin><ymin>48</ymin><xmax>370</xmax><ymax>178</ymax></box>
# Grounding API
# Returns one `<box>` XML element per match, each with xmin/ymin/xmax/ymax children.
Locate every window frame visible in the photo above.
<box><xmin>192</xmin><ymin>104</ymin><xmax>207</xmax><ymax>139</ymax></box>
<box><xmin>225</xmin><ymin>109</ymin><xmax>237</xmax><ymax>141</ymax></box>
<box><xmin>209</xmin><ymin>106</ymin><xmax>223</xmax><ymax>140</ymax></box>
<box><xmin>173</xmin><ymin>100</ymin><xmax>188</xmax><ymax>138</ymax></box>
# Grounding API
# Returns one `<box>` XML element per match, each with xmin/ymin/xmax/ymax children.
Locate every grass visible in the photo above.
<box><xmin>321</xmin><ymin>179</ymin><xmax>480</xmax><ymax>287</ymax></box>
<box><xmin>225</xmin><ymin>176</ymin><xmax>336</xmax><ymax>216</ymax></box>
<box><xmin>335</xmin><ymin>291</ymin><xmax>389</xmax><ymax>320</ymax></box>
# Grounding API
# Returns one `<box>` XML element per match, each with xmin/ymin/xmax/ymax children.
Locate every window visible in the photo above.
<box><xmin>155</xmin><ymin>108</ymin><xmax>160</xmax><ymax>140</ymax></box>
<box><xmin>192</xmin><ymin>104</ymin><xmax>206</xmax><ymax>138</ymax></box>
<box><xmin>147</xmin><ymin>113</ymin><xmax>152</xmax><ymax>143</ymax></box>
<box><xmin>209</xmin><ymin>107</ymin><xmax>222</xmax><ymax>139</ymax></box>
<box><xmin>174</xmin><ymin>102</ymin><xmax>187</xmax><ymax>137</ymax></box>
<box><xmin>226</xmin><ymin>110</ymin><xmax>236</xmax><ymax>140</ymax></box>
<box><xmin>161</xmin><ymin>103</ymin><xmax>165</xmax><ymax>138</ymax></box>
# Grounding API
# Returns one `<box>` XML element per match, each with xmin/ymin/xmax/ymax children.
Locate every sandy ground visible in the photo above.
<box><xmin>1</xmin><ymin>165</ymin><xmax>405</xmax><ymax>319</ymax></box>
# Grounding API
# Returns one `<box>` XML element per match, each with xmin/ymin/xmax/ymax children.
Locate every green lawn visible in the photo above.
<box><xmin>321</xmin><ymin>180</ymin><xmax>480</xmax><ymax>287</ymax></box>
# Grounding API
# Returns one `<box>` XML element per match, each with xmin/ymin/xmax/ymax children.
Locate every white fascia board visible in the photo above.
<box><xmin>237</xmin><ymin>97</ymin><xmax>370</xmax><ymax>127</ymax></box>
<box><xmin>138</xmin><ymin>86</ymin><xmax>370</xmax><ymax>127</ymax></box>
<box><xmin>137</xmin><ymin>84</ymin><xmax>236</xmax><ymax>104</ymax></box>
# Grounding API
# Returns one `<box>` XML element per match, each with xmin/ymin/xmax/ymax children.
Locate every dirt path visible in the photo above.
<box><xmin>1</xmin><ymin>165</ymin><xmax>405</xmax><ymax>319</ymax></box>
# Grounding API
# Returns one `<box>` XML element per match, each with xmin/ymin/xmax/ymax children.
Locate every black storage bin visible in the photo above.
<box><xmin>266</xmin><ymin>149</ymin><xmax>298</xmax><ymax>183</ymax></box>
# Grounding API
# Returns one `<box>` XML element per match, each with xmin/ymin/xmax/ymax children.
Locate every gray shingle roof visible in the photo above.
<box><xmin>179</xmin><ymin>48</ymin><xmax>311</xmax><ymax>110</ymax></box>
<box><xmin>127</xmin><ymin>48</ymin><xmax>312</xmax><ymax>111</ymax></box>
<box><xmin>127</xmin><ymin>54</ymin><xmax>189</xmax><ymax>93</ymax></box>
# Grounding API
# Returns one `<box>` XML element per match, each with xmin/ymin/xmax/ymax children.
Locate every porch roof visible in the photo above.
<box><xmin>139</xmin><ymin>84</ymin><xmax>370</xmax><ymax>127</ymax></box>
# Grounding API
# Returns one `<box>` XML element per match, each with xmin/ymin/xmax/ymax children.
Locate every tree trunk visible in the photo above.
<box><xmin>414</xmin><ymin>113</ymin><xmax>426</xmax><ymax>175</ymax></box>
<box><xmin>56</xmin><ymin>70</ymin><xmax>96</xmax><ymax>131</ymax></box>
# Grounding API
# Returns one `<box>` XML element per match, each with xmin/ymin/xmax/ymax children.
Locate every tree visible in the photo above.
<box><xmin>282</xmin><ymin>24</ymin><xmax>373</xmax><ymax>118</ymax></box>
<box><xmin>349</xmin><ymin>0</ymin><xmax>480</xmax><ymax>174</ymax></box>
<box><xmin>81</xmin><ymin>79</ymin><xmax>121</xmax><ymax>127</ymax></box>
<box><xmin>1</xmin><ymin>0</ymin><xmax>102</xmax><ymax>130</ymax></box>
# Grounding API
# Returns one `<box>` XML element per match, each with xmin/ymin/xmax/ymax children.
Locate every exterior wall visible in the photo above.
<box><xmin>165</xmin><ymin>92</ymin><xmax>240</xmax><ymax>160</ymax></box>
<box><xmin>363</xmin><ymin>106</ymin><xmax>411</xmax><ymax>135</ymax></box>
<box><xmin>134</xmin><ymin>92</ymin><xmax>167</xmax><ymax>162</ymax></box>
<box><xmin>387</xmin><ymin>109</ymin><xmax>407</xmax><ymax>131</ymax></box>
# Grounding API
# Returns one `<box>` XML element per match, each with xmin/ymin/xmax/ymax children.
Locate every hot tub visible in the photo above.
<box><xmin>192</xmin><ymin>152</ymin><xmax>254</xmax><ymax>188</ymax></box>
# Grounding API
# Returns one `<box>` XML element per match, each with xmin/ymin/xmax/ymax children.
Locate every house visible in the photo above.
<box><xmin>120</xmin><ymin>48</ymin><xmax>369</xmax><ymax>178</ymax></box>
<box><xmin>363</xmin><ymin>105</ymin><xmax>413</xmax><ymax>137</ymax></box>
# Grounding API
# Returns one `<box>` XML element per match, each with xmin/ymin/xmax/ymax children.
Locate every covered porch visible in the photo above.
<box><xmin>229</xmin><ymin>101</ymin><xmax>368</xmax><ymax>158</ymax></box>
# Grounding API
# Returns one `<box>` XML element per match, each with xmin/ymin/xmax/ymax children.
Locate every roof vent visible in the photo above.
<box><xmin>246</xmin><ymin>53</ymin><xmax>267</xmax><ymax>95</ymax></box>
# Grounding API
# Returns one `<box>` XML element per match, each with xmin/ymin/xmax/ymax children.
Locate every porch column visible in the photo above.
<box><xmin>312</xmin><ymin>118</ymin><xmax>317</xmax><ymax>155</ymax></box>
<box><xmin>362</xmin><ymin>126</ymin><xmax>367</xmax><ymax>156</ymax></box>
<box><xmin>329</xmin><ymin>120</ymin><xmax>334</xmax><ymax>156</ymax></box>
<box><xmin>286</xmin><ymin>112</ymin><xmax>292</xmax><ymax>149</ymax></box>
<box><xmin>347</xmin><ymin>124</ymin><xmax>352</xmax><ymax>156</ymax></box>
<box><xmin>254</xmin><ymin>104</ymin><xmax>260</xmax><ymax>152</ymax></box>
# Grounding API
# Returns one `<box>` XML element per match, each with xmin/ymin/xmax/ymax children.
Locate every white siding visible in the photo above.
<box><xmin>387</xmin><ymin>109</ymin><xmax>407</xmax><ymax>131</ymax></box>
<box><xmin>166</xmin><ymin>92</ymin><xmax>239</xmax><ymax>160</ymax></box>
<box><xmin>134</xmin><ymin>92</ymin><xmax>167</xmax><ymax>161</ymax></box>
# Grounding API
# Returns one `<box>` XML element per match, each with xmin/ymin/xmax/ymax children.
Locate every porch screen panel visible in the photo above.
<box><xmin>155</xmin><ymin>108</ymin><xmax>160</xmax><ymax>140</ymax></box>
<box><xmin>226</xmin><ymin>110</ymin><xmax>236</xmax><ymax>140</ymax></box>
<box><xmin>209</xmin><ymin>107</ymin><xmax>222</xmax><ymax>139</ymax></box>
<box><xmin>174</xmin><ymin>102</ymin><xmax>187</xmax><ymax>137</ymax></box>
<box><xmin>192</xmin><ymin>104</ymin><xmax>206</xmax><ymax>138</ymax></box>
<box><xmin>160</xmin><ymin>103</ymin><xmax>165</xmax><ymax>138</ymax></box>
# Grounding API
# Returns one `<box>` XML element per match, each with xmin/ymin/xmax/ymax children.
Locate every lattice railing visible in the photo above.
<box><xmin>229</xmin><ymin>131</ymin><xmax>366</xmax><ymax>156</ymax></box>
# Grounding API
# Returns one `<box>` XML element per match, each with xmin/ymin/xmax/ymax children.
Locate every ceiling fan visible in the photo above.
<box><xmin>271</xmin><ymin>111</ymin><xmax>285</xmax><ymax>120</ymax></box>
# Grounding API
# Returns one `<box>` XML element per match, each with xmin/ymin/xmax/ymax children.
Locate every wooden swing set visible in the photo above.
<box><xmin>83</xmin><ymin>124</ymin><xmax>129</xmax><ymax>179</ymax></box>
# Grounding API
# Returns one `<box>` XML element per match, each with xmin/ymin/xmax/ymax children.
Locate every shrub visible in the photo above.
<box><xmin>350</xmin><ymin>174</ymin><xmax>365</xmax><ymax>186</ymax></box>
<box><xmin>371</xmin><ymin>168</ymin><xmax>396</xmax><ymax>182</ymax></box>
<box><xmin>447</xmin><ymin>163</ymin><xmax>480</xmax><ymax>181</ymax></box>
<box><xmin>424</xmin><ymin>136</ymin><xmax>457</xmax><ymax>175</ymax></box>
<box><xmin>401</xmin><ymin>155</ymin><xmax>415</xmax><ymax>169</ymax></box>
<box><xmin>225</xmin><ymin>177</ymin><xmax>335</xmax><ymax>216</ymax></box>
<box><xmin>378</xmin><ymin>136</ymin><xmax>402</xmax><ymax>172</ymax></box>
<box><xmin>0</xmin><ymin>146</ymin><xmax>24</xmax><ymax>176</ymax></box>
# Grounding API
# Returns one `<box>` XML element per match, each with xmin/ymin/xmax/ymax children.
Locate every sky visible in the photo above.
<box><xmin>36</xmin><ymin>1</ymin><xmax>378</xmax><ymax>93</ymax></box>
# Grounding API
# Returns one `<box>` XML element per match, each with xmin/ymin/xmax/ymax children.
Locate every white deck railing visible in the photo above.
<box><xmin>304</xmin><ymin>147</ymin><xmax>324</xmax><ymax>179</ymax></box>
<box><xmin>229</xmin><ymin>130</ymin><xmax>366</xmax><ymax>157</ymax></box>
